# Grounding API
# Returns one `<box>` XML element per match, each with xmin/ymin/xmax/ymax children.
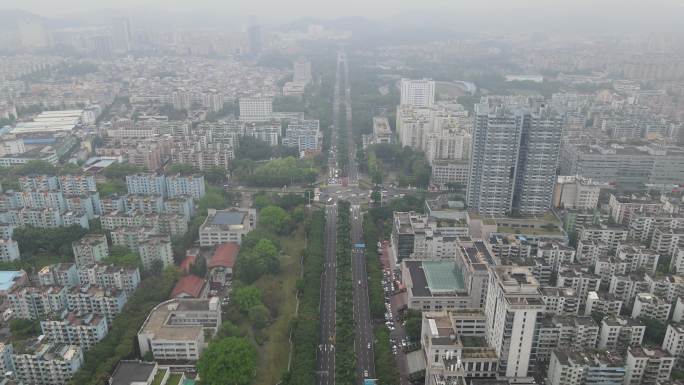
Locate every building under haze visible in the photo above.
<box><xmin>400</xmin><ymin>78</ymin><xmax>435</xmax><ymax>107</ymax></box>
<box><xmin>467</xmin><ymin>101</ymin><xmax>563</xmax><ymax>216</ymax></box>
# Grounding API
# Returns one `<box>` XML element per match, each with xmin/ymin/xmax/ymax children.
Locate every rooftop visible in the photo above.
<box><xmin>208</xmin><ymin>242</ymin><xmax>239</xmax><ymax>269</ymax></box>
<box><xmin>0</xmin><ymin>270</ymin><xmax>26</xmax><ymax>291</ymax></box>
<box><xmin>110</xmin><ymin>360</ymin><xmax>157</xmax><ymax>385</ymax></box>
<box><xmin>171</xmin><ymin>275</ymin><xmax>206</xmax><ymax>298</ymax></box>
<box><xmin>405</xmin><ymin>260</ymin><xmax>466</xmax><ymax>297</ymax></box>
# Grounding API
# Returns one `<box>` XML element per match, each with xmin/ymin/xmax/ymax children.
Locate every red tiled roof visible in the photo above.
<box><xmin>208</xmin><ymin>242</ymin><xmax>239</xmax><ymax>269</ymax></box>
<box><xmin>171</xmin><ymin>275</ymin><xmax>205</xmax><ymax>298</ymax></box>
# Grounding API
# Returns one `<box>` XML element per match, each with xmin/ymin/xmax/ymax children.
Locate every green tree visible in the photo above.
<box><xmin>189</xmin><ymin>257</ymin><xmax>208</xmax><ymax>278</ymax></box>
<box><xmin>9</xmin><ymin>318</ymin><xmax>40</xmax><ymax>338</ymax></box>
<box><xmin>14</xmin><ymin>160</ymin><xmax>57</xmax><ymax>176</ymax></box>
<box><xmin>641</xmin><ymin>317</ymin><xmax>667</xmax><ymax>345</ymax></box>
<box><xmin>259</xmin><ymin>205</ymin><xmax>292</xmax><ymax>234</ymax></box>
<box><xmin>204</xmin><ymin>167</ymin><xmax>228</xmax><ymax>185</ymax></box>
<box><xmin>102</xmin><ymin>162</ymin><xmax>143</xmax><ymax>180</ymax></box>
<box><xmin>248</xmin><ymin>304</ymin><xmax>271</xmax><ymax>329</ymax></box>
<box><xmin>232</xmin><ymin>286</ymin><xmax>262</xmax><ymax>313</ymax></box>
<box><xmin>166</xmin><ymin>163</ymin><xmax>198</xmax><ymax>175</ymax></box>
<box><xmin>216</xmin><ymin>320</ymin><xmax>243</xmax><ymax>338</ymax></box>
<box><xmin>197</xmin><ymin>337</ymin><xmax>257</xmax><ymax>385</ymax></box>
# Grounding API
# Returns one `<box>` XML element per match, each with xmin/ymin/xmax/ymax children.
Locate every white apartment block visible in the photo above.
<box><xmin>12</xmin><ymin>342</ymin><xmax>83</xmax><ymax>385</ymax></box>
<box><xmin>72</xmin><ymin>234</ymin><xmax>109</xmax><ymax>267</ymax></box>
<box><xmin>546</xmin><ymin>350</ymin><xmax>625</xmax><ymax>385</ymax></box>
<box><xmin>110</xmin><ymin>226</ymin><xmax>157</xmax><ymax>251</ymax></box>
<box><xmin>40</xmin><ymin>312</ymin><xmax>108</xmax><ymax>351</ymax></box>
<box><xmin>0</xmin><ymin>238</ymin><xmax>20</xmax><ymax>262</ymax></box>
<box><xmin>651</xmin><ymin>227</ymin><xmax>684</xmax><ymax>257</ymax></box>
<box><xmin>0</xmin><ymin>343</ymin><xmax>14</xmax><ymax>374</ymax></box>
<box><xmin>283</xmin><ymin>120</ymin><xmax>321</xmax><ymax>152</ymax></box>
<box><xmin>575</xmin><ymin>239</ymin><xmax>608</xmax><ymax>266</ymax></box>
<box><xmin>647</xmin><ymin>273</ymin><xmax>684</xmax><ymax>303</ymax></box>
<box><xmin>125</xmin><ymin>174</ymin><xmax>167</xmax><ymax>197</ymax></box>
<box><xmin>239</xmin><ymin>97</ymin><xmax>273</xmax><ymax>121</ymax></box>
<box><xmin>199</xmin><ymin>208</ymin><xmax>255</xmax><ymax>247</ymax></box>
<box><xmin>609</xmin><ymin>194</ymin><xmax>668</xmax><ymax>225</ymax></box>
<box><xmin>672</xmin><ymin>244</ymin><xmax>684</xmax><ymax>274</ymax></box>
<box><xmin>58</xmin><ymin>174</ymin><xmax>97</xmax><ymax>195</ymax></box>
<box><xmin>8</xmin><ymin>285</ymin><xmax>67</xmax><ymax>320</ymax></box>
<box><xmin>78</xmin><ymin>263</ymin><xmax>141</xmax><ymax>296</ymax></box>
<box><xmin>552</xmin><ymin>175</ymin><xmax>603</xmax><ymax>210</ymax></box>
<box><xmin>16</xmin><ymin>190</ymin><xmax>65</xmax><ymax>211</ymax></box>
<box><xmin>138</xmin><ymin>298</ymin><xmax>221</xmax><ymax>361</ymax></box>
<box><xmin>540</xmin><ymin>287</ymin><xmax>580</xmax><ymax>316</ymax></box>
<box><xmin>598</xmin><ymin>316</ymin><xmax>645</xmax><ymax>354</ymax></box>
<box><xmin>66</xmin><ymin>285</ymin><xmax>127</xmax><ymax>324</ymax></box>
<box><xmin>632</xmin><ymin>292</ymin><xmax>671</xmax><ymax>323</ymax></box>
<box><xmin>484</xmin><ymin>266</ymin><xmax>544</xmax><ymax>378</ymax></box>
<box><xmin>137</xmin><ymin>235</ymin><xmax>174</xmax><ymax>270</ymax></box>
<box><xmin>609</xmin><ymin>273</ymin><xmax>651</xmax><ymax>305</ymax></box>
<box><xmin>577</xmin><ymin>224</ymin><xmax>629</xmax><ymax>251</ymax></box>
<box><xmin>585</xmin><ymin>291</ymin><xmax>623</xmax><ymax>317</ymax></box>
<box><xmin>158</xmin><ymin>213</ymin><xmax>189</xmax><ymax>237</ymax></box>
<box><xmin>557</xmin><ymin>266</ymin><xmax>601</xmax><ymax>306</ymax></box>
<box><xmin>430</xmin><ymin>160</ymin><xmax>470</xmax><ymax>186</ymax></box>
<box><xmin>674</xmin><ymin>297</ymin><xmax>684</xmax><ymax>323</ymax></box>
<box><xmin>18</xmin><ymin>175</ymin><xmax>59</xmax><ymax>191</ymax></box>
<box><xmin>662</xmin><ymin>323</ymin><xmax>684</xmax><ymax>365</ymax></box>
<box><xmin>101</xmin><ymin>210</ymin><xmax>158</xmax><ymax>230</ymax></box>
<box><xmin>624</xmin><ymin>346</ymin><xmax>674</xmax><ymax>385</ymax></box>
<box><xmin>421</xmin><ymin>310</ymin><xmax>498</xmax><ymax>385</ymax></box>
<box><xmin>5</xmin><ymin>207</ymin><xmax>63</xmax><ymax>228</ymax></box>
<box><xmin>38</xmin><ymin>263</ymin><xmax>79</xmax><ymax>287</ymax></box>
<box><xmin>165</xmin><ymin>173</ymin><xmax>206</xmax><ymax>199</ymax></box>
<box><xmin>537</xmin><ymin>242</ymin><xmax>576</xmax><ymax>273</ymax></box>
<box><xmin>244</xmin><ymin>121</ymin><xmax>281</xmax><ymax>146</ymax></box>
<box><xmin>124</xmin><ymin>194</ymin><xmax>164</xmax><ymax>214</ymax></box>
<box><xmin>535</xmin><ymin>316</ymin><xmax>599</xmax><ymax>363</ymax></box>
<box><xmin>615</xmin><ymin>243</ymin><xmax>659</xmax><ymax>274</ymax></box>
<box><xmin>400</xmin><ymin>78</ymin><xmax>435</xmax><ymax>107</ymax></box>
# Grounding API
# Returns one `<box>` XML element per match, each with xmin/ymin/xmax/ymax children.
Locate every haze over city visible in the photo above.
<box><xmin>0</xmin><ymin>1</ymin><xmax>683</xmax><ymax>385</ymax></box>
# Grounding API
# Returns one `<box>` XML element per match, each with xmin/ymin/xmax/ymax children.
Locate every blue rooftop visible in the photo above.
<box><xmin>211</xmin><ymin>211</ymin><xmax>246</xmax><ymax>226</ymax></box>
<box><xmin>0</xmin><ymin>271</ymin><xmax>24</xmax><ymax>291</ymax></box>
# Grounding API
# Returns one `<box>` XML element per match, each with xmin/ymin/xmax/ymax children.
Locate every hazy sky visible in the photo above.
<box><xmin>4</xmin><ymin>0</ymin><xmax>684</xmax><ymax>34</ymax></box>
<box><xmin>7</xmin><ymin>0</ymin><xmax>684</xmax><ymax>19</ymax></box>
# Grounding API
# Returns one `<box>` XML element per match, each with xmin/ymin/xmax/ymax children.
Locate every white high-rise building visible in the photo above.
<box><xmin>165</xmin><ymin>174</ymin><xmax>206</xmax><ymax>199</ymax></box>
<box><xmin>484</xmin><ymin>265</ymin><xmax>545</xmax><ymax>378</ymax></box>
<box><xmin>239</xmin><ymin>97</ymin><xmax>273</xmax><ymax>121</ymax></box>
<box><xmin>12</xmin><ymin>342</ymin><xmax>83</xmax><ymax>385</ymax></box>
<box><xmin>293</xmin><ymin>59</ymin><xmax>312</xmax><ymax>84</ymax></box>
<box><xmin>125</xmin><ymin>174</ymin><xmax>167</xmax><ymax>197</ymax></box>
<box><xmin>40</xmin><ymin>312</ymin><xmax>108</xmax><ymax>351</ymax></box>
<box><xmin>400</xmin><ymin>78</ymin><xmax>435</xmax><ymax>107</ymax></box>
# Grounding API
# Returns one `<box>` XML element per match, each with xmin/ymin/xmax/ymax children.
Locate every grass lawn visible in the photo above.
<box><xmin>151</xmin><ymin>369</ymin><xmax>167</xmax><ymax>385</ymax></box>
<box><xmin>251</xmin><ymin>226</ymin><xmax>305</xmax><ymax>385</ymax></box>
<box><xmin>166</xmin><ymin>373</ymin><xmax>183</xmax><ymax>385</ymax></box>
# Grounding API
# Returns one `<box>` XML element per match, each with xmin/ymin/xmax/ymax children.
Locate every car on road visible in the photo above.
<box><xmin>363</xmin><ymin>370</ymin><xmax>369</xmax><ymax>378</ymax></box>
<box><xmin>367</xmin><ymin>342</ymin><xmax>372</xmax><ymax>349</ymax></box>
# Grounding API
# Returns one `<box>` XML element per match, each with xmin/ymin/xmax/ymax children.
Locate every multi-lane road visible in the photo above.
<box><xmin>351</xmin><ymin>204</ymin><xmax>375</xmax><ymax>380</ymax></box>
<box><xmin>317</xmin><ymin>203</ymin><xmax>337</xmax><ymax>385</ymax></box>
<box><xmin>317</xmin><ymin>50</ymin><xmax>377</xmax><ymax>385</ymax></box>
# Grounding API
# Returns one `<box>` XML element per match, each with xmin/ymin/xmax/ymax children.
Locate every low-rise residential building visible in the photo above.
<box><xmin>72</xmin><ymin>234</ymin><xmax>109</xmax><ymax>267</ymax></box>
<box><xmin>12</xmin><ymin>341</ymin><xmax>83</xmax><ymax>385</ymax></box>
<box><xmin>535</xmin><ymin>315</ymin><xmax>599</xmax><ymax>363</ymax></box>
<box><xmin>199</xmin><ymin>208</ymin><xmax>255</xmax><ymax>247</ymax></box>
<box><xmin>208</xmin><ymin>242</ymin><xmax>239</xmax><ymax>289</ymax></box>
<box><xmin>0</xmin><ymin>238</ymin><xmax>20</xmax><ymax>262</ymax></box>
<box><xmin>609</xmin><ymin>273</ymin><xmax>652</xmax><ymax>305</ymax></box>
<box><xmin>125</xmin><ymin>174</ymin><xmax>167</xmax><ymax>197</ymax></box>
<box><xmin>165</xmin><ymin>174</ymin><xmax>206</xmax><ymax>199</ymax></box>
<box><xmin>540</xmin><ymin>287</ymin><xmax>580</xmax><ymax>316</ymax></box>
<box><xmin>598</xmin><ymin>316</ymin><xmax>646</xmax><ymax>354</ymax></box>
<box><xmin>546</xmin><ymin>349</ymin><xmax>625</xmax><ymax>385</ymax></box>
<box><xmin>38</xmin><ymin>263</ymin><xmax>79</xmax><ymax>288</ymax></box>
<box><xmin>585</xmin><ymin>291</ymin><xmax>623</xmax><ymax>317</ymax></box>
<box><xmin>40</xmin><ymin>312</ymin><xmax>108</xmax><ymax>351</ymax></box>
<box><xmin>624</xmin><ymin>346</ymin><xmax>675</xmax><ymax>385</ymax></box>
<box><xmin>662</xmin><ymin>323</ymin><xmax>684</xmax><ymax>365</ymax></box>
<box><xmin>66</xmin><ymin>285</ymin><xmax>127</xmax><ymax>324</ymax></box>
<box><xmin>137</xmin><ymin>235</ymin><xmax>174</xmax><ymax>270</ymax></box>
<box><xmin>138</xmin><ymin>298</ymin><xmax>221</xmax><ymax>361</ymax></box>
<box><xmin>0</xmin><ymin>343</ymin><xmax>14</xmax><ymax>374</ymax></box>
<box><xmin>557</xmin><ymin>265</ymin><xmax>601</xmax><ymax>306</ymax></box>
<box><xmin>632</xmin><ymin>292</ymin><xmax>671</xmax><ymax>323</ymax></box>
<box><xmin>8</xmin><ymin>285</ymin><xmax>68</xmax><ymax>320</ymax></box>
<box><xmin>77</xmin><ymin>263</ymin><xmax>141</xmax><ymax>296</ymax></box>
<box><xmin>577</xmin><ymin>224</ymin><xmax>629</xmax><ymax>251</ymax></box>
